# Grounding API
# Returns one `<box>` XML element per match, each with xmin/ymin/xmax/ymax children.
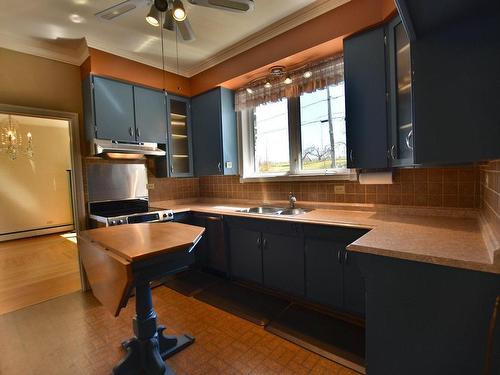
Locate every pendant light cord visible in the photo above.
<box><xmin>160</xmin><ymin>11</ymin><xmax>166</xmax><ymax>92</ymax></box>
<box><xmin>175</xmin><ymin>25</ymin><xmax>180</xmax><ymax>76</ymax></box>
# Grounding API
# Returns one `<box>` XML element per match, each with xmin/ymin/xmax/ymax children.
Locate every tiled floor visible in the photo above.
<box><xmin>0</xmin><ymin>286</ymin><xmax>359</xmax><ymax>375</ymax></box>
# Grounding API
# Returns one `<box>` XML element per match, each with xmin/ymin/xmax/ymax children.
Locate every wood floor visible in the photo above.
<box><xmin>0</xmin><ymin>287</ymin><xmax>359</xmax><ymax>375</ymax></box>
<box><xmin>0</xmin><ymin>233</ymin><xmax>81</xmax><ymax>315</ymax></box>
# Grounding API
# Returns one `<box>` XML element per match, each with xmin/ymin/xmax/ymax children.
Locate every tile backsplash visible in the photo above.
<box><xmin>480</xmin><ymin>160</ymin><xmax>500</xmax><ymax>242</ymax></box>
<box><xmin>199</xmin><ymin>166</ymin><xmax>480</xmax><ymax>209</ymax></box>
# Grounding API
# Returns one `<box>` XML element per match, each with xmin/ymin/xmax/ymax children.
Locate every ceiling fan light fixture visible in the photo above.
<box><xmin>172</xmin><ymin>0</ymin><xmax>187</xmax><ymax>21</ymax></box>
<box><xmin>246</xmin><ymin>87</ymin><xmax>253</xmax><ymax>94</ymax></box>
<box><xmin>264</xmin><ymin>81</ymin><xmax>272</xmax><ymax>89</ymax></box>
<box><xmin>146</xmin><ymin>4</ymin><xmax>160</xmax><ymax>26</ymax></box>
<box><xmin>284</xmin><ymin>76</ymin><xmax>292</xmax><ymax>85</ymax></box>
<box><xmin>303</xmin><ymin>70</ymin><xmax>312</xmax><ymax>78</ymax></box>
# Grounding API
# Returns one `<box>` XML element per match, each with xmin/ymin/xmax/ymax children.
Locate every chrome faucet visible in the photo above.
<box><xmin>288</xmin><ymin>192</ymin><xmax>297</xmax><ymax>208</ymax></box>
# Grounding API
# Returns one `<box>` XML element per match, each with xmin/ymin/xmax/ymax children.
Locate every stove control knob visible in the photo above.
<box><xmin>168</xmin><ymin>212</ymin><xmax>173</xmax><ymax>217</ymax></box>
<box><xmin>163</xmin><ymin>213</ymin><xmax>168</xmax><ymax>219</ymax></box>
<box><xmin>118</xmin><ymin>219</ymin><xmax>124</xmax><ymax>224</ymax></box>
<box><xmin>109</xmin><ymin>220</ymin><xmax>116</xmax><ymax>226</ymax></box>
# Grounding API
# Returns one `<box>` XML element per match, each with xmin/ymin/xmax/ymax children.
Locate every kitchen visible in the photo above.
<box><xmin>0</xmin><ymin>0</ymin><xmax>499</xmax><ymax>374</ymax></box>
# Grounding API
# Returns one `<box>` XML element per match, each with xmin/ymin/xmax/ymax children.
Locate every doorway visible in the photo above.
<box><xmin>0</xmin><ymin>105</ymin><xmax>85</xmax><ymax>315</ymax></box>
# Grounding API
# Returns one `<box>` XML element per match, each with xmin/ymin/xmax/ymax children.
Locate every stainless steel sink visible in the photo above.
<box><xmin>277</xmin><ymin>208</ymin><xmax>312</xmax><ymax>215</ymax></box>
<box><xmin>237</xmin><ymin>206</ymin><xmax>283</xmax><ymax>214</ymax></box>
<box><xmin>237</xmin><ymin>206</ymin><xmax>312</xmax><ymax>216</ymax></box>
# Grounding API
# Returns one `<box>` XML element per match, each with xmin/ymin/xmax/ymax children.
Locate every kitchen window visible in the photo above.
<box><xmin>240</xmin><ymin>82</ymin><xmax>354</xmax><ymax>181</ymax></box>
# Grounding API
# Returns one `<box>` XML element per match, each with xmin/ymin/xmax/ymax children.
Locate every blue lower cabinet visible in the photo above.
<box><xmin>305</xmin><ymin>238</ymin><xmax>343</xmax><ymax>309</ymax></box>
<box><xmin>229</xmin><ymin>225</ymin><xmax>263</xmax><ymax>284</ymax></box>
<box><xmin>342</xmin><ymin>249</ymin><xmax>365</xmax><ymax>316</ymax></box>
<box><xmin>262</xmin><ymin>232</ymin><xmax>304</xmax><ymax>297</ymax></box>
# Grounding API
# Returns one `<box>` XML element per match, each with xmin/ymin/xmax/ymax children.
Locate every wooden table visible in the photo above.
<box><xmin>78</xmin><ymin>222</ymin><xmax>205</xmax><ymax>375</ymax></box>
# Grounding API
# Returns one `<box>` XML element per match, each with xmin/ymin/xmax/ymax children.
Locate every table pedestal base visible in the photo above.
<box><xmin>113</xmin><ymin>284</ymin><xmax>194</xmax><ymax>375</ymax></box>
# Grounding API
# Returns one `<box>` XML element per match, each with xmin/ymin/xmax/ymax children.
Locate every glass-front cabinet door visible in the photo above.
<box><xmin>388</xmin><ymin>16</ymin><xmax>414</xmax><ymax>166</ymax></box>
<box><xmin>167</xmin><ymin>95</ymin><xmax>193</xmax><ymax>177</ymax></box>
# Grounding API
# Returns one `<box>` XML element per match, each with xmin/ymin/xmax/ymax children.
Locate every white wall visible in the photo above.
<box><xmin>0</xmin><ymin>114</ymin><xmax>73</xmax><ymax>235</ymax></box>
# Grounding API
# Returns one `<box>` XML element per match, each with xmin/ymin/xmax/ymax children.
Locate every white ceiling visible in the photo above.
<box><xmin>0</xmin><ymin>0</ymin><xmax>349</xmax><ymax>76</ymax></box>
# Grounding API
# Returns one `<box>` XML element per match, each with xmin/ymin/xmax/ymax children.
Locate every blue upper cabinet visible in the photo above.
<box><xmin>83</xmin><ymin>75</ymin><xmax>168</xmax><ymax>144</ymax></box>
<box><xmin>387</xmin><ymin>16</ymin><xmax>414</xmax><ymax>167</ymax></box>
<box><xmin>134</xmin><ymin>86</ymin><xmax>168</xmax><ymax>143</ymax></box>
<box><xmin>344</xmin><ymin>25</ymin><xmax>389</xmax><ymax>170</ymax></box>
<box><xmin>192</xmin><ymin>87</ymin><xmax>238</xmax><ymax>176</ymax></box>
<box><xmin>396</xmin><ymin>0</ymin><xmax>500</xmax><ymax>164</ymax></box>
<box><xmin>166</xmin><ymin>94</ymin><xmax>194</xmax><ymax>177</ymax></box>
<box><xmin>92</xmin><ymin>76</ymin><xmax>136</xmax><ymax>142</ymax></box>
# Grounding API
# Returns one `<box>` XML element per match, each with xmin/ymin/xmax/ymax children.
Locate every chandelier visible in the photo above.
<box><xmin>0</xmin><ymin>115</ymin><xmax>34</xmax><ymax>160</ymax></box>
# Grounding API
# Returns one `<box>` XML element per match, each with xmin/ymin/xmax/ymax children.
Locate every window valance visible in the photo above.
<box><xmin>235</xmin><ymin>55</ymin><xmax>344</xmax><ymax>112</ymax></box>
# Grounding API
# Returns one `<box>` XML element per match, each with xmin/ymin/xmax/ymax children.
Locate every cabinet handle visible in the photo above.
<box><xmin>256</xmin><ymin>236</ymin><xmax>261</xmax><ymax>248</ymax></box>
<box><xmin>344</xmin><ymin>250</ymin><xmax>349</xmax><ymax>264</ymax></box>
<box><xmin>390</xmin><ymin>145</ymin><xmax>396</xmax><ymax>160</ymax></box>
<box><xmin>170</xmin><ymin>164</ymin><xmax>174</xmax><ymax>174</ymax></box>
<box><xmin>262</xmin><ymin>238</ymin><xmax>268</xmax><ymax>249</ymax></box>
<box><xmin>337</xmin><ymin>249</ymin><xmax>342</xmax><ymax>264</ymax></box>
<box><xmin>137</xmin><ymin>128</ymin><xmax>141</xmax><ymax>138</ymax></box>
<box><xmin>217</xmin><ymin>162</ymin><xmax>222</xmax><ymax>172</ymax></box>
<box><xmin>349</xmin><ymin>149</ymin><xmax>353</xmax><ymax>163</ymax></box>
<box><xmin>129</xmin><ymin>127</ymin><xmax>134</xmax><ymax>137</ymax></box>
<box><xmin>406</xmin><ymin>129</ymin><xmax>413</xmax><ymax>150</ymax></box>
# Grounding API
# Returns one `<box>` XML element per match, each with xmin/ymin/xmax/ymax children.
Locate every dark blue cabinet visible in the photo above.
<box><xmin>344</xmin><ymin>25</ymin><xmax>389</xmax><ymax>169</ymax></box>
<box><xmin>304</xmin><ymin>225</ymin><xmax>368</xmax><ymax>317</ymax></box>
<box><xmin>167</xmin><ymin>95</ymin><xmax>193</xmax><ymax>177</ymax></box>
<box><xmin>92</xmin><ymin>76</ymin><xmax>136</xmax><ymax>142</ymax></box>
<box><xmin>134</xmin><ymin>86</ymin><xmax>168</xmax><ymax>143</ymax></box>
<box><xmin>192</xmin><ymin>87</ymin><xmax>238</xmax><ymax>176</ymax></box>
<box><xmin>228</xmin><ymin>223</ymin><xmax>262</xmax><ymax>284</ymax></box>
<box><xmin>84</xmin><ymin>75</ymin><xmax>168</xmax><ymax>144</ymax></box>
<box><xmin>305</xmin><ymin>238</ymin><xmax>343</xmax><ymax>309</ymax></box>
<box><xmin>262</xmin><ymin>232</ymin><xmax>304</xmax><ymax>297</ymax></box>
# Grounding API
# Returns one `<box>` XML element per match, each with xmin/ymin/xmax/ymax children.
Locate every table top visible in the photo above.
<box><xmin>80</xmin><ymin>222</ymin><xmax>205</xmax><ymax>262</ymax></box>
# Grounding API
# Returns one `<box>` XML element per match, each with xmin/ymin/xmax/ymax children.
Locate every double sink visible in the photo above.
<box><xmin>237</xmin><ymin>206</ymin><xmax>312</xmax><ymax>216</ymax></box>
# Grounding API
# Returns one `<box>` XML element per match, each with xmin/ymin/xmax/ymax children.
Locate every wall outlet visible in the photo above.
<box><xmin>225</xmin><ymin>161</ymin><xmax>233</xmax><ymax>169</ymax></box>
<box><xmin>334</xmin><ymin>185</ymin><xmax>345</xmax><ymax>194</ymax></box>
<box><xmin>146</xmin><ymin>183</ymin><xmax>155</xmax><ymax>190</ymax></box>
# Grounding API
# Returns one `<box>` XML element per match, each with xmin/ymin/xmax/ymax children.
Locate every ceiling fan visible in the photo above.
<box><xmin>96</xmin><ymin>0</ymin><xmax>255</xmax><ymax>42</ymax></box>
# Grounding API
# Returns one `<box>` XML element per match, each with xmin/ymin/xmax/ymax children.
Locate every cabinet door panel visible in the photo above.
<box><xmin>343</xmin><ymin>250</ymin><xmax>365</xmax><ymax>317</ymax></box>
<box><xmin>93</xmin><ymin>76</ymin><xmax>135</xmax><ymax>142</ymax></box>
<box><xmin>134</xmin><ymin>86</ymin><xmax>167</xmax><ymax>143</ymax></box>
<box><xmin>344</xmin><ymin>26</ymin><xmax>388</xmax><ymax>169</ymax></box>
<box><xmin>262</xmin><ymin>233</ymin><xmax>304</xmax><ymax>296</ymax></box>
<box><xmin>168</xmin><ymin>96</ymin><xmax>193</xmax><ymax>177</ymax></box>
<box><xmin>220</xmin><ymin>88</ymin><xmax>238</xmax><ymax>175</ymax></box>
<box><xmin>229</xmin><ymin>226</ymin><xmax>262</xmax><ymax>284</ymax></box>
<box><xmin>305</xmin><ymin>239</ymin><xmax>343</xmax><ymax>309</ymax></box>
<box><xmin>192</xmin><ymin>89</ymin><xmax>222</xmax><ymax>176</ymax></box>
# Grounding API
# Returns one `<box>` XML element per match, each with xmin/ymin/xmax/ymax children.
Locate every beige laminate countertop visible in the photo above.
<box><xmin>152</xmin><ymin>200</ymin><xmax>500</xmax><ymax>275</ymax></box>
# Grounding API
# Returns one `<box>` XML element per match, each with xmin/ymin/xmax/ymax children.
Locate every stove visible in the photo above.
<box><xmin>86</xmin><ymin>163</ymin><xmax>173</xmax><ymax>228</ymax></box>
<box><xmin>89</xmin><ymin>199</ymin><xmax>173</xmax><ymax>227</ymax></box>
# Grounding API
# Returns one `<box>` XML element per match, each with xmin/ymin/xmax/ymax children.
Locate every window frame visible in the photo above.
<box><xmin>238</xmin><ymin>90</ymin><xmax>356</xmax><ymax>182</ymax></box>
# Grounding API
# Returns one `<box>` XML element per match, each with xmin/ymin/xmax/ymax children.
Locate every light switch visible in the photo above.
<box><xmin>334</xmin><ymin>185</ymin><xmax>345</xmax><ymax>194</ymax></box>
<box><xmin>225</xmin><ymin>161</ymin><xmax>233</xmax><ymax>169</ymax></box>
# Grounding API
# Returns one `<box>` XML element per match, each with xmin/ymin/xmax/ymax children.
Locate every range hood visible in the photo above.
<box><xmin>91</xmin><ymin>139</ymin><xmax>166</xmax><ymax>158</ymax></box>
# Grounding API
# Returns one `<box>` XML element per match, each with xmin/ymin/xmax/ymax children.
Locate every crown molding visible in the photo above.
<box><xmin>0</xmin><ymin>0</ymin><xmax>350</xmax><ymax>76</ymax></box>
<box><xmin>0</xmin><ymin>31</ymin><xmax>89</xmax><ymax>66</ymax></box>
<box><xmin>183</xmin><ymin>0</ymin><xmax>351</xmax><ymax>77</ymax></box>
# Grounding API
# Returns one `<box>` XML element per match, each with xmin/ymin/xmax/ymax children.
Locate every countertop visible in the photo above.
<box><xmin>152</xmin><ymin>199</ymin><xmax>500</xmax><ymax>275</ymax></box>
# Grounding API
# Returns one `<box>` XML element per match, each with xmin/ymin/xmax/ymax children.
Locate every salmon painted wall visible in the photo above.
<box><xmin>83</xmin><ymin>48</ymin><xmax>191</xmax><ymax>96</ymax></box>
<box><xmin>190</xmin><ymin>0</ymin><xmax>396</xmax><ymax>95</ymax></box>
<box><xmin>79</xmin><ymin>0</ymin><xmax>396</xmax><ymax>97</ymax></box>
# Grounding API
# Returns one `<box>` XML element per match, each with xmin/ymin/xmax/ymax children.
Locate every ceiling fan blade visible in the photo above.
<box><xmin>187</xmin><ymin>0</ymin><xmax>254</xmax><ymax>13</ymax></box>
<box><xmin>95</xmin><ymin>0</ymin><xmax>147</xmax><ymax>20</ymax></box>
<box><xmin>175</xmin><ymin>17</ymin><xmax>196</xmax><ymax>42</ymax></box>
